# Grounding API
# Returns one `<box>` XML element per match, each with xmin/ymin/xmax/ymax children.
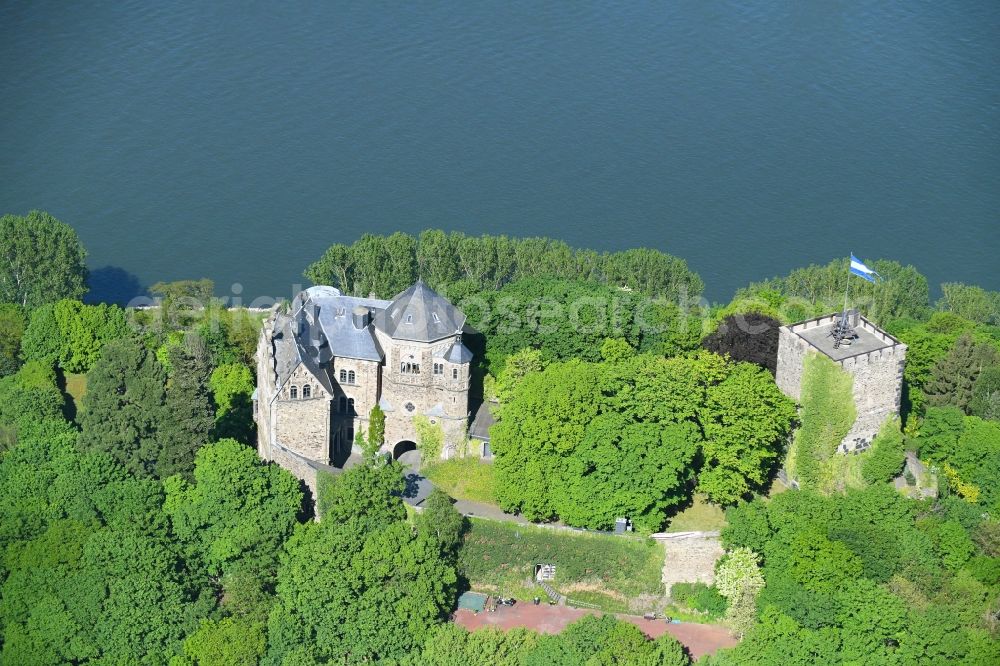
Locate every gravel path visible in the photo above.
<box><xmin>454</xmin><ymin>605</ymin><xmax>738</xmax><ymax>660</ymax></box>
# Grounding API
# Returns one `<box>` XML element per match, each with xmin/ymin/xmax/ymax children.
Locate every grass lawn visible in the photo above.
<box><xmin>65</xmin><ymin>373</ymin><xmax>88</xmax><ymax>417</ymax></box>
<box><xmin>424</xmin><ymin>457</ymin><xmax>498</xmax><ymax>505</ymax></box>
<box><xmin>458</xmin><ymin>518</ymin><xmax>664</xmax><ymax>607</ymax></box>
<box><xmin>664</xmin><ymin>494</ymin><xmax>727</xmax><ymax>533</ymax></box>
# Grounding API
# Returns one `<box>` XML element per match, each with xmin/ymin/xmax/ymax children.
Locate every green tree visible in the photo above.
<box><xmin>715</xmin><ymin>547</ymin><xmax>765</xmax><ymax>636</ymax></box>
<box><xmin>209</xmin><ymin>362</ymin><xmax>256</xmax><ymax>443</ymax></box>
<box><xmin>699</xmin><ymin>361</ymin><xmax>796</xmax><ymax>503</ymax></box>
<box><xmin>19</xmin><ymin>302</ymin><xmax>63</xmax><ymax>365</ymax></box>
<box><xmin>349</xmin><ymin>232</ymin><xmax>418</xmax><ymax>297</ymax></box>
<box><xmin>0</xmin><ymin>210</ymin><xmax>88</xmax><ymax>309</ymax></box>
<box><xmin>415</xmin><ymin>625</ymin><xmax>537</xmax><ymax>666</ymax></box>
<box><xmin>156</xmin><ymin>335</ymin><xmax>215</xmax><ymax>479</ymax></box>
<box><xmin>304</xmin><ymin>243</ymin><xmax>354</xmax><ymax>291</ymax></box>
<box><xmin>916</xmin><ymin>406</ymin><xmax>966</xmax><ymax>462</ymax></box>
<box><xmin>0</xmin><ymin>303</ymin><xmax>26</xmax><ymax>377</ymax></box>
<box><xmin>54</xmin><ymin>299</ymin><xmax>130</xmax><ymax>372</ymax></box>
<box><xmin>925</xmin><ymin>333</ymin><xmax>998</xmax><ymax>413</ymax></box>
<box><xmin>937</xmin><ymin>282</ymin><xmax>1000</xmax><ymax>325</ymax></box>
<box><xmin>267</xmin><ymin>514</ymin><xmax>456</xmax><ymax>663</ymax></box>
<box><xmin>315</xmin><ymin>460</ymin><xmax>406</xmax><ymax>531</ymax></box>
<box><xmin>366</xmin><ymin>404</ymin><xmax>386</xmax><ymax>459</ymax></box>
<box><xmin>415</xmin><ymin>488</ymin><xmax>465</xmax><ymax>556</ymax></box>
<box><xmin>179</xmin><ymin>616</ymin><xmax>266</xmax><ymax>666</ymax></box>
<box><xmin>78</xmin><ymin>338</ymin><xmax>167</xmax><ymax>477</ymax></box>
<box><xmin>416</xmin><ymin>229</ymin><xmax>462</xmax><ymax>289</ymax></box>
<box><xmin>494</xmin><ymin>347</ymin><xmax>547</xmax><ymax>401</ymax></box>
<box><xmin>860</xmin><ymin>418</ymin><xmax>906</xmax><ymax>484</ymax></box>
<box><xmin>164</xmin><ymin>439</ymin><xmax>302</xmax><ymax>576</ymax></box>
<box><xmin>20</xmin><ymin>299</ymin><xmax>130</xmax><ymax>373</ymax></box>
<box><xmin>970</xmin><ymin>366</ymin><xmax>1000</xmax><ymax>421</ymax></box>
<box><xmin>0</xmin><ymin>360</ymin><xmax>66</xmax><ymax>451</ymax></box>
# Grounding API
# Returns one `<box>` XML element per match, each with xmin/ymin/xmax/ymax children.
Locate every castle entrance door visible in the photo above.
<box><xmin>392</xmin><ymin>440</ymin><xmax>419</xmax><ymax>468</ymax></box>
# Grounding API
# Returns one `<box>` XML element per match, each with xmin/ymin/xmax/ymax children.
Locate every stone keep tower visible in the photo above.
<box><xmin>775</xmin><ymin>312</ymin><xmax>906</xmax><ymax>453</ymax></box>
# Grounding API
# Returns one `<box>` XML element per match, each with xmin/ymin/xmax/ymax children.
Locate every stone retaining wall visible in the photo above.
<box><xmin>651</xmin><ymin>531</ymin><xmax>724</xmax><ymax>595</ymax></box>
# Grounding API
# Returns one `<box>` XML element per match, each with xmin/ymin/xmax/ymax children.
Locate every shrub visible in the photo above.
<box><xmin>670</xmin><ymin>582</ymin><xmax>728</xmax><ymax>617</ymax></box>
<box><xmin>861</xmin><ymin>419</ymin><xmax>906</xmax><ymax>484</ymax></box>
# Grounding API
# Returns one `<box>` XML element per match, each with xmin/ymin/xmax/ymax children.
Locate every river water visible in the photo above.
<box><xmin>1</xmin><ymin>1</ymin><xmax>997</xmax><ymax>304</ymax></box>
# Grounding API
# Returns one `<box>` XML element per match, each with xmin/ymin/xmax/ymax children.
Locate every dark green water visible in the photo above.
<box><xmin>1</xmin><ymin>1</ymin><xmax>997</xmax><ymax>304</ymax></box>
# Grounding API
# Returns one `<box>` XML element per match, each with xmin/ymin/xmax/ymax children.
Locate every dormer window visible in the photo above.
<box><xmin>432</xmin><ymin>313</ymin><xmax>441</xmax><ymax>324</ymax></box>
<box><xmin>336</xmin><ymin>307</ymin><xmax>346</xmax><ymax>317</ymax></box>
<box><xmin>405</xmin><ymin>314</ymin><xmax>413</xmax><ymax>324</ymax></box>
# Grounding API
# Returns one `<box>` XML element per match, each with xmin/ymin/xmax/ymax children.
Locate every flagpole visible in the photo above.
<box><xmin>843</xmin><ymin>254</ymin><xmax>851</xmax><ymax>316</ymax></box>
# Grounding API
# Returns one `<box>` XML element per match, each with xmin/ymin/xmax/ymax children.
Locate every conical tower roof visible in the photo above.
<box><xmin>374</xmin><ymin>279</ymin><xmax>466</xmax><ymax>342</ymax></box>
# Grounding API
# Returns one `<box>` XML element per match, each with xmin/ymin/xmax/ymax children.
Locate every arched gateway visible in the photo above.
<box><xmin>392</xmin><ymin>440</ymin><xmax>417</xmax><ymax>460</ymax></box>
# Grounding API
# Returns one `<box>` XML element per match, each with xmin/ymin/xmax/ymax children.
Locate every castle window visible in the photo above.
<box><xmin>289</xmin><ymin>386</ymin><xmax>298</xmax><ymax>399</ymax></box>
<box><xmin>405</xmin><ymin>402</ymin><xmax>415</xmax><ymax>413</ymax></box>
<box><xmin>339</xmin><ymin>397</ymin><xmax>347</xmax><ymax>413</ymax></box>
<box><xmin>401</xmin><ymin>362</ymin><xmax>420</xmax><ymax>375</ymax></box>
<box><xmin>302</xmin><ymin>385</ymin><xmax>311</xmax><ymax>398</ymax></box>
<box><xmin>348</xmin><ymin>370</ymin><xmax>355</xmax><ymax>384</ymax></box>
<box><xmin>433</xmin><ymin>363</ymin><xmax>443</xmax><ymax>375</ymax></box>
<box><xmin>348</xmin><ymin>398</ymin><xmax>355</xmax><ymax>414</ymax></box>
<box><xmin>340</xmin><ymin>369</ymin><xmax>347</xmax><ymax>382</ymax></box>
<box><xmin>452</xmin><ymin>368</ymin><xmax>459</xmax><ymax>379</ymax></box>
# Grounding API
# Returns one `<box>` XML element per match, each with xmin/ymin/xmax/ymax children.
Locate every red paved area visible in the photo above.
<box><xmin>454</xmin><ymin>605</ymin><xmax>738</xmax><ymax>660</ymax></box>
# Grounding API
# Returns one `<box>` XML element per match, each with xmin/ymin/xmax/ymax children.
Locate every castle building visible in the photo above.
<box><xmin>775</xmin><ymin>311</ymin><xmax>906</xmax><ymax>453</ymax></box>
<box><xmin>254</xmin><ymin>280</ymin><xmax>472</xmax><ymax>493</ymax></box>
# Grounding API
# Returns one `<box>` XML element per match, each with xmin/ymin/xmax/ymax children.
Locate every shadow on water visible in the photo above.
<box><xmin>85</xmin><ymin>265</ymin><xmax>147</xmax><ymax>305</ymax></box>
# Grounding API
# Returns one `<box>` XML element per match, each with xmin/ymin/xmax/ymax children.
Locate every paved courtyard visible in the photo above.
<box><xmin>454</xmin><ymin>605</ymin><xmax>738</xmax><ymax>660</ymax></box>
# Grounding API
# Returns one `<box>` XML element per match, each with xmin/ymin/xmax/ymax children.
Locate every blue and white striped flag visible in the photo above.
<box><xmin>849</xmin><ymin>254</ymin><xmax>879</xmax><ymax>283</ymax></box>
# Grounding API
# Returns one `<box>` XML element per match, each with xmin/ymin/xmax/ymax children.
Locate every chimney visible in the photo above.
<box><xmin>352</xmin><ymin>305</ymin><xmax>369</xmax><ymax>330</ymax></box>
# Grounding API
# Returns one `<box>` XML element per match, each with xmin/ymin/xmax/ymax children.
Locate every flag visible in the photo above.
<box><xmin>849</xmin><ymin>254</ymin><xmax>879</xmax><ymax>283</ymax></box>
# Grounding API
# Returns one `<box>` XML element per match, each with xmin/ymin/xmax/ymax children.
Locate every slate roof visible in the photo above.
<box><xmin>469</xmin><ymin>401</ymin><xmax>496</xmax><ymax>441</ymax></box>
<box><xmin>443</xmin><ymin>340</ymin><xmax>473</xmax><ymax>364</ymax></box>
<box><xmin>375</xmin><ymin>279</ymin><xmax>466</xmax><ymax>343</ymax></box>
<box><xmin>270</xmin><ymin>282</ymin><xmax>468</xmax><ymax>393</ymax></box>
<box><xmin>270</xmin><ymin>314</ymin><xmax>336</xmax><ymax>395</ymax></box>
<box><xmin>315</xmin><ymin>295</ymin><xmax>390</xmax><ymax>361</ymax></box>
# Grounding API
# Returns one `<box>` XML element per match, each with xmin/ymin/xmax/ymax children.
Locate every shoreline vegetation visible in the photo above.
<box><xmin>1</xmin><ymin>211</ymin><xmax>999</xmax><ymax>664</ymax></box>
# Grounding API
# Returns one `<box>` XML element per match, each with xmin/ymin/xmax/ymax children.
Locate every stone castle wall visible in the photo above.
<box><xmin>375</xmin><ymin>328</ymin><xmax>470</xmax><ymax>457</ymax></box>
<box><xmin>274</xmin><ymin>365</ymin><xmax>331</xmax><ymax>464</ymax></box>
<box><xmin>838</xmin><ymin>345</ymin><xmax>905</xmax><ymax>452</ymax></box>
